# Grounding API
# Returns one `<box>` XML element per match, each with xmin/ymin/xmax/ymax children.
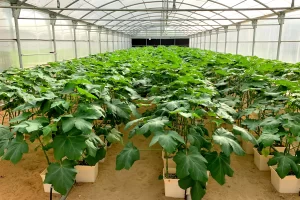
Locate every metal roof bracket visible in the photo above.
<box><xmin>278</xmin><ymin>12</ymin><xmax>285</xmax><ymax>25</ymax></box>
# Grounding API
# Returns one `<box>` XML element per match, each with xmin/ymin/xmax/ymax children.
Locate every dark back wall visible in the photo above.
<box><xmin>132</xmin><ymin>38</ymin><xmax>189</xmax><ymax>47</ymax></box>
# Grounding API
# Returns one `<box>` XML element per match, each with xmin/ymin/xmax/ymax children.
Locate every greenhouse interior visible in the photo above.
<box><xmin>0</xmin><ymin>0</ymin><xmax>300</xmax><ymax>200</ymax></box>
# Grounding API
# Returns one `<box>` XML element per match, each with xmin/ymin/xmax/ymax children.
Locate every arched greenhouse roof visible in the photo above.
<box><xmin>4</xmin><ymin>0</ymin><xmax>299</xmax><ymax>36</ymax></box>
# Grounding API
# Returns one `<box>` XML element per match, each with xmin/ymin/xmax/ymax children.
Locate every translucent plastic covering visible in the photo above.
<box><xmin>22</xmin><ymin>0</ymin><xmax>294</xmax><ymax>36</ymax></box>
<box><xmin>0</xmin><ymin>0</ymin><xmax>299</xmax><ymax>71</ymax></box>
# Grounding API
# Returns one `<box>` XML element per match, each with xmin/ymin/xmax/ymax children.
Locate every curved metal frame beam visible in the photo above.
<box><xmin>109</xmin><ymin>12</ymin><xmax>216</xmax><ymax>31</ymax></box>
<box><xmin>19</xmin><ymin>0</ymin><xmax>289</xmax><ymax>37</ymax></box>
<box><xmin>113</xmin><ymin>13</ymin><xmax>213</xmax><ymax>32</ymax></box>
<box><xmin>117</xmin><ymin>21</ymin><xmax>207</xmax><ymax>32</ymax></box>
<box><xmin>88</xmin><ymin>1</ymin><xmax>235</xmax><ymax>28</ymax></box>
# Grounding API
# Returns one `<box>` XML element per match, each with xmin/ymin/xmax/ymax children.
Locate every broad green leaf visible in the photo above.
<box><xmin>25</xmin><ymin>121</ymin><xmax>43</xmax><ymax>133</ymax></box>
<box><xmin>178</xmin><ymin>175</ymin><xmax>193</xmax><ymax>189</ymax></box>
<box><xmin>44</xmin><ymin>159</ymin><xmax>77</xmax><ymax>195</ymax></box>
<box><xmin>213</xmin><ymin>128</ymin><xmax>245</xmax><ymax>156</ymax></box>
<box><xmin>85</xmin><ymin>132</ymin><xmax>102</xmax><ymax>157</ymax></box>
<box><xmin>233</xmin><ymin>125</ymin><xmax>257</xmax><ymax>145</ymax></box>
<box><xmin>260</xmin><ymin>117</ymin><xmax>281</xmax><ymax>129</ymax></box>
<box><xmin>280</xmin><ymin>113</ymin><xmax>300</xmax><ymax>135</ymax></box>
<box><xmin>179</xmin><ymin>112</ymin><xmax>193</xmax><ymax>118</ymax></box>
<box><xmin>0</xmin><ymin>125</ymin><xmax>14</xmax><ymax>156</ymax></box>
<box><xmin>205</xmin><ymin>151</ymin><xmax>233</xmax><ymax>185</ymax></box>
<box><xmin>129</xmin><ymin>103</ymin><xmax>142</xmax><ymax>118</ymax></box>
<box><xmin>52</xmin><ymin>133</ymin><xmax>87</xmax><ymax>160</ymax></box>
<box><xmin>268</xmin><ymin>152</ymin><xmax>299</xmax><ymax>179</ymax></box>
<box><xmin>116</xmin><ymin>142</ymin><xmax>140</xmax><ymax>170</ymax></box>
<box><xmin>10</xmin><ymin>112</ymin><xmax>32</xmax><ymax>123</ymax></box>
<box><xmin>124</xmin><ymin>117</ymin><xmax>145</xmax><ymax>130</ymax></box>
<box><xmin>138</xmin><ymin>116</ymin><xmax>169</xmax><ymax>134</ymax></box>
<box><xmin>106</xmin><ymin>128</ymin><xmax>123</xmax><ymax>144</ymax></box>
<box><xmin>42</xmin><ymin>124</ymin><xmax>57</xmax><ymax>136</ymax></box>
<box><xmin>241</xmin><ymin>119</ymin><xmax>260</xmax><ymax>131</ymax></box>
<box><xmin>191</xmin><ymin>181</ymin><xmax>206</xmax><ymax>200</ymax></box>
<box><xmin>77</xmin><ymin>86</ymin><xmax>97</xmax><ymax>99</ymax></box>
<box><xmin>74</xmin><ymin>104</ymin><xmax>105</xmax><ymax>120</ymax></box>
<box><xmin>188</xmin><ymin>127</ymin><xmax>211</xmax><ymax>150</ymax></box>
<box><xmin>174</xmin><ymin>146</ymin><xmax>208</xmax><ymax>182</ymax></box>
<box><xmin>85</xmin><ymin>147</ymin><xmax>106</xmax><ymax>166</ymax></box>
<box><xmin>3</xmin><ymin>136</ymin><xmax>28</xmax><ymax>164</ymax></box>
<box><xmin>262</xmin><ymin>127</ymin><xmax>279</xmax><ymax>134</ymax></box>
<box><xmin>125</xmin><ymin>87</ymin><xmax>141</xmax><ymax>100</ymax></box>
<box><xmin>61</xmin><ymin>116</ymin><xmax>92</xmax><ymax>134</ymax></box>
<box><xmin>216</xmin><ymin>108</ymin><xmax>234</xmax><ymax>123</ymax></box>
<box><xmin>62</xmin><ymin>82</ymin><xmax>76</xmax><ymax>94</ymax></box>
<box><xmin>149</xmin><ymin>130</ymin><xmax>184</xmax><ymax>153</ymax></box>
<box><xmin>51</xmin><ymin>100</ymin><xmax>70</xmax><ymax>110</ymax></box>
<box><xmin>257</xmin><ymin>134</ymin><xmax>280</xmax><ymax>147</ymax></box>
<box><xmin>219</xmin><ymin>103</ymin><xmax>236</xmax><ymax>115</ymax></box>
<box><xmin>106</xmin><ymin>99</ymin><xmax>131</xmax><ymax>119</ymax></box>
<box><xmin>160</xmin><ymin>101</ymin><xmax>181</xmax><ymax>111</ymax></box>
<box><xmin>13</xmin><ymin>102</ymin><xmax>37</xmax><ymax>112</ymax></box>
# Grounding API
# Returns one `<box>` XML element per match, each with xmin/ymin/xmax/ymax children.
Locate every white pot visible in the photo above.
<box><xmin>162</xmin><ymin>151</ymin><xmax>176</xmax><ymax>169</ymax></box>
<box><xmin>75</xmin><ymin>163</ymin><xmax>98</xmax><ymax>183</ymax></box>
<box><xmin>163</xmin><ymin>168</ymin><xmax>185</xmax><ymax>198</ymax></box>
<box><xmin>242</xmin><ymin>140</ymin><xmax>254</xmax><ymax>154</ymax></box>
<box><xmin>40</xmin><ymin>169</ymin><xmax>60</xmax><ymax>194</ymax></box>
<box><xmin>253</xmin><ymin>148</ymin><xmax>273</xmax><ymax>171</ymax></box>
<box><xmin>270</xmin><ymin>166</ymin><xmax>300</xmax><ymax>193</ymax></box>
<box><xmin>164</xmin><ymin>168</ymin><xmax>210</xmax><ymax>199</ymax></box>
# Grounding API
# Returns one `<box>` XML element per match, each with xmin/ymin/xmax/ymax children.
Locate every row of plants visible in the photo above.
<box><xmin>0</xmin><ymin>46</ymin><xmax>299</xmax><ymax>199</ymax></box>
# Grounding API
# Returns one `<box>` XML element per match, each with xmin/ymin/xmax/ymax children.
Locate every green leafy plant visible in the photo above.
<box><xmin>0</xmin><ymin>46</ymin><xmax>299</xmax><ymax>199</ymax></box>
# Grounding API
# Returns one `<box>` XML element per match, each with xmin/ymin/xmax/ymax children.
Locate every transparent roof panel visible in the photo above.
<box><xmin>23</xmin><ymin>0</ymin><xmax>294</xmax><ymax>36</ymax></box>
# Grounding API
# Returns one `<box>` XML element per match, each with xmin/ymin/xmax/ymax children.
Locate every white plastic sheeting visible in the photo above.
<box><xmin>0</xmin><ymin>0</ymin><xmax>299</xmax><ymax>71</ymax></box>
<box><xmin>190</xmin><ymin>6</ymin><xmax>300</xmax><ymax>64</ymax></box>
<box><xmin>11</xmin><ymin>0</ymin><xmax>295</xmax><ymax>36</ymax></box>
<box><xmin>0</xmin><ymin>1</ymin><xmax>131</xmax><ymax>71</ymax></box>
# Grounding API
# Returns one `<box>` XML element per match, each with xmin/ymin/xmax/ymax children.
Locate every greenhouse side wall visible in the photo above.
<box><xmin>189</xmin><ymin>10</ymin><xmax>300</xmax><ymax>64</ymax></box>
<box><xmin>0</xmin><ymin>1</ymin><xmax>131</xmax><ymax>72</ymax></box>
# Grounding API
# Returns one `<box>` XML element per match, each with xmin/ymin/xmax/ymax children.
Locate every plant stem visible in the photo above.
<box><xmin>165</xmin><ymin>150</ymin><xmax>169</xmax><ymax>178</ymax></box>
<box><xmin>38</xmin><ymin>137</ymin><xmax>51</xmax><ymax>165</ymax></box>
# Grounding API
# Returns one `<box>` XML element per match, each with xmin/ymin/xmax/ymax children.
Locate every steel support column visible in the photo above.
<box><xmin>98</xmin><ymin>27</ymin><xmax>102</xmax><ymax>53</ymax></box>
<box><xmin>72</xmin><ymin>20</ymin><xmax>78</xmax><ymax>58</ymax></box>
<box><xmin>112</xmin><ymin>31</ymin><xmax>115</xmax><ymax>51</ymax></box>
<box><xmin>106</xmin><ymin>29</ymin><xmax>109</xmax><ymax>52</ymax></box>
<box><xmin>277</xmin><ymin>12</ymin><xmax>285</xmax><ymax>60</ymax></box>
<box><xmin>12</xmin><ymin>4</ymin><xmax>23</xmax><ymax>69</ymax></box>
<box><xmin>252</xmin><ymin>20</ymin><xmax>258</xmax><ymax>56</ymax></box>
<box><xmin>50</xmin><ymin>13</ymin><xmax>57</xmax><ymax>61</ymax></box>
<box><xmin>236</xmin><ymin>23</ymin><xmax>241</xmax><ymax>55</ymax></box>
<box><xmin>224</xmin><ymin>26</ymin><xmax>228</xmax><ymax>53</ymax></box>
<box><xmin>216</xmin><ymin>29</ymin><xmax>219</xmax><ymax>52</ymax></box>
<box><xmin>87</xmin><ymin>25</ymin><xmax>91</xmax><ymax>55</ymax></box>
<box><xmin>119</xmin><ymin>33</ymin><xmax>122</xmax><ymax>50</ymax></box>
<box><xmin>209</xmin><ymin>30</ymin><xmax>212</xmax><ymax>50</ymax></box>
<box><xmin>204</xmin><ymin>32</ymin><xmax>207</xmax><ymax>50</ymax></box>
<box><xmin>199</xmin><ymin>33</ymin><xmax>202</xmax><ymax>49</ymax></box>
<box><xmin>123</xmin><ymin>34</ymin><xmax>125</xmax><ymax>49</ymax></box>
